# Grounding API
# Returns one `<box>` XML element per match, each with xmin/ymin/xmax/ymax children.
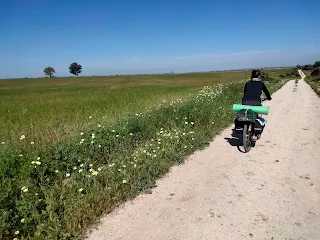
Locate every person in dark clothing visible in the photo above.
<box><xmin>242</xmin><ymin>69</ymin><xmax>272</xmax><ymax>126</ymax></box>
<box><xmin>242</xmin><ymin>69</ymin><xmax>272</xmax><ymax>106</ymax></box>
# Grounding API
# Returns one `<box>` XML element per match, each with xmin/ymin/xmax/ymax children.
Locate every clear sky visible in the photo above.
<box><xmin>0</xmin><ymin>0</ymin><xmax>319</xmax><ymax>78</ymax></box>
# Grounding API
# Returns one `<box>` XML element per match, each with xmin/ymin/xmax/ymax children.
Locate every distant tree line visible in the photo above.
<box><xmin>43</xmin><ymin>62</ymin><xmax>82</xmax><ymax>78</ymax></box>
<box><xmin>296</xmin><ymin>61</ymin><xmax>320</xmax><ymax>73</ymax></box>
<box><xmin>297</xmin><ymin>61</ymin><xmax>320</xmax><ymax>82</ymax></box>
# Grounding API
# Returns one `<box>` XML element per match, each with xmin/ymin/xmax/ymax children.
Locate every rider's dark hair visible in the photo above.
<box><xmin>251</xmin><ymin>69</ymin><xmax>261</xmax><ymax>79</ymax></box>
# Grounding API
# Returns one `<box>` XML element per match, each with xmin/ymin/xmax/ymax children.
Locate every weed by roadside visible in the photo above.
<box><xmin>0</xmin><ymin>77</ymin><xmax>286</xmax><ymax>240</ymax></box>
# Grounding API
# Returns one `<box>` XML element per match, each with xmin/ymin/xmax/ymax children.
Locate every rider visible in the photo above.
<box><xmin>242</xmin><ymin>69</ymin><xmax>272</xmax><ymax>126</ymax></box>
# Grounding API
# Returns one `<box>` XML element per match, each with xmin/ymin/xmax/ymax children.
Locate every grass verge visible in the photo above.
<box><xmin>305</xmin><ymin>76</ymin><xmax>320</xmax><ymax>96</ymax></box>
<box><xmin>0</xmin><ymin>69</ymin><xmax>291</xmax><ymax>151</ymax></box>
<box><xmin>1</xmin><ymin>76</ymin><xmax>287</xmax><ymax>239</ymax></box>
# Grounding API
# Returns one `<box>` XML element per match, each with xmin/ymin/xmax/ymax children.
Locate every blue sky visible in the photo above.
<box><xmin>0</xmin><ymin>0</ymin><xmax>319</xmax><ymax>78</ymax></box>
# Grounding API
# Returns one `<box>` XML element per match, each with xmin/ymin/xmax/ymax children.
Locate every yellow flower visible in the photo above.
<box><xmin>21</xmin><ymin>186</ymin><xmax>28</xmax><ymax>192</ymax></box>
<box><xmin>80</xmin><ymin>164</ymin><xmax>84</xmax><ymax>167</ymax></box>
<box><xmin>36</xmin><ymin>157</ymin><xmax>40</xmax><ymax>160</ymax></box>
<box><xmin>15</xmin><ymin>230</ymin><xmax>19</xmax><ymax>235</ymax></box>
<box><xmin>97</xmin><ymin>167</ymin><xmax>102</xmax><ymax>171</ymax></box>
<box><xmin>55</xmin><ymin>170</ymin><xmax>59</xmax><ymax>173</ymax></box>
<box><xmin>92</xmin><ymin>171</ymin><xmax>98</xmax><ymax>176</ymax></box>
<box><xmin>35</xmin><ymin>161</ymin><xmax>41</xmax><ymax>165</ymax></box>
<box><xmin>19</xmin><ymin>154</ymin><xmax>23</xmax><ymax>157</ymax></box>
<box><xmin>66</xmin><ymin>173</ymin><xmax>70</xmax><ymax>177</ymax></box>
<box><xmin>30</xmin><ymin>141</ymin><xmax>34</xmax><ymax>144</ymax></box>
<box><xmin>78</xmin><ymin>188</ymin><xmax>84</xmax><ymax>193</ymax></box>
<box><xmin>80</xmin><ymin>132</ymin><xmax>84</xmax><ymax>135</ymax></box>
<box><xmin>21</xmin><ymin>218</ymin><xmax>25</xmax><ymax>223</ymax></box>
<box><xmin>89</xmin><ymin>164</ymin><xmax>93</xmax><ymax>167</ymax></box>
<box><xmin>73</xmin><ymin>166</ymin><xmax>77</xmax><ymax>170</ymax></box>
<box><xmin>122</xmin><ymin>180</ymin><xmax>127</xmax><ymax>184</ymax></box>
<box><xmin>78</xmin><ymin>169</ymin><xmax>83</xmax><ymax>173</ymax></box>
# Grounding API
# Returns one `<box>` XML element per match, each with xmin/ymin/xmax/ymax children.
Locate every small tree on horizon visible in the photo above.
<box><xmin>69</xmin><ymin>62</ymin><xmax>82</xmax><ymax>76</ymax></box>
<box><xmin>44</xmin><ymin>67</ymin><xmax>55</xmax><ymax>78</ymax></box>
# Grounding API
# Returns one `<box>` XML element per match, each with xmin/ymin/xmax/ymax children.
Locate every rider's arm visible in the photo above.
<box><xmin>262</xmin><ymin>83</ymin><xmax>272</xmax><ymax>100</ymax></box>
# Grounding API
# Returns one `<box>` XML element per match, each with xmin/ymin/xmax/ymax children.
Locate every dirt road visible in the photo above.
<box><xmin>87</xmin><ymin>80</ymin><xmax>320</xmax><ymax>240</ymax></box>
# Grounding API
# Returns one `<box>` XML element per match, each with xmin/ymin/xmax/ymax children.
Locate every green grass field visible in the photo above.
<box><xmin>0</xmin><ymin>69</ymin><xmax>291</xmax><ymax>151</ymax></box>
<box><xmin>0</xmin><ymin>68</ymin><xmax>294</xmax><ymax>239</ymax></box>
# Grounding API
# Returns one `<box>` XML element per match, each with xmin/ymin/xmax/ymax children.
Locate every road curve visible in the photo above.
<box><xmin>87</xmin><ymin>79</ymin><xmax>320</xmax><ymax>240</ymax></box>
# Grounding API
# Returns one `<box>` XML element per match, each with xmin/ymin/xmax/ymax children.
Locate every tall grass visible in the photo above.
<box><xmin>0</xmin><ymin>76</ymin><xmax>287</xmax><ymax>240</ymax></box>
<box><xmin>0</xmin><ymin>69</ymin><xmax>290</xmax><ymax>151</ymax></box>
<box><xmin>305</xmin><ymin>76</ymin><xmax>320</xmax><ymax>96</ymax></box>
